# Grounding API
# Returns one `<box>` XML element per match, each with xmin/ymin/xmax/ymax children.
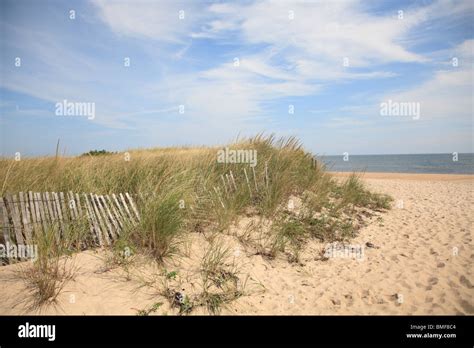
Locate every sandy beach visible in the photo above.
<box><xmin>0</xmin><ymin>172</ymin><xmax>472</xmax><ymax>315</ymax></box>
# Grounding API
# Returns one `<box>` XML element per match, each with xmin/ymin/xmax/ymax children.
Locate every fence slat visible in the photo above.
<box><xmin>59</xmin><ymin>192</ymin><xmax>69</xmax><ymax>222</ymax></box>
<box><xmin>100</xmin><ymin>195</ymin><xmax>119</xmax><ymax>241</ymax></box>
<box><xmin>0</xmin><ymin>198</ymin><xmax>12</xmax><ymax>245</ymax></box>
<box><xmin>27</xmin><ymin>192</ymin><xmax>38</xmax><ymax>236</ymax></box>
<box><xmin>125</xmin><ymin>193</ymin><xmax>140</xmax><ymax>222</ymax></box>
<box><xmin>83</xmin><ymin>193</ymin><xmax>101</xmax><ymax>246</ymax></box>
<box><xmin>90</xmin><ymin>193</ymin><xmax>109</xmax><ymax>246</ymax></box>
<box><xmin>68</xmin><ymin>191</ymin><xmax>78</xmax><ymax>220</ymax></box>
<box><xmin>75</xmin><ymin>193</ymin><xmax>83</xmax><ymax>217</ymax></box>
<box><xmin>18</xmin><ymin>192</ymin><xmax>33</xmax><ymax>244</ymax></box>
<box><xmin>52</xmin><ymin>192</ymin><xmax>65</xmax><ymax>241</ymax></box>
<box><xmin>35</xmin><ymin>192</ymin><xmax>49</xmax><ymax>235</ymax></box>
<box><xmin>94</xmin><ymin>195</ymin><xmax>113</xmax><ymax>243</ymax></box>
<box><xmin>52</xmin><ymin>192</ymin><xmax>63</xmax><ymax>223</ymax></box>
<box><xmin>52</xmin><ymin>192</ymin><xmax>60</xmax><ymax>221</ymax></box>
<box><xmin>119</xmin><ymin>193</ymin><xmax>134</xmax><ymax>222</ymax></box>
<box><xmin>32</xmin><ymin>192</ymin><xmax>43</xmax><ymax>234</ymax></box>
<box><xmin>44</xmin><ymin>192</ymin><xmax>56</xmax><ymax>224</ymax></box>
<box><xmin>112</xmin><ymin>194</ymin><xmax>127</xmax><ymax>223</ymax></box>
<box><xmin>106</xmin><ymin>195</ymin><xmax>124</xmax><ymax>230</ymax></box>
<box><xmin>7</xmin><ymin>195</ymin><xmax>24</xmax><ymax>245</ymax></box>
<box><xmin>26</xmin><ymin>195</ymin><xmax>35</xmax><ymax>241</ymax></box>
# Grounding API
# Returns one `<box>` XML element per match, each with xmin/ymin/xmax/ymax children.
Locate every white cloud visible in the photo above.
<box><xmin>91</xmin><ymin>0</ymin><xmax>202</xmax><ymax>43</ymax></box>
<box><xmin>379</xmin><ymin>40</ymin><xmax>473</xmax><ymax>121</ymax></box>
<box><xmin>200</xmin><ymin>0</ymin><xmax>427</xmax><ymax>67</ymax></box>
<box><xmin>88</xmin><ymin>0</ymin><xmax>473</xmax><ymax>127</ymax></box>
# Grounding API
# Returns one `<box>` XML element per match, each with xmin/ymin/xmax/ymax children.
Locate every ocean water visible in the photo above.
<box><xmin>319</xmin><ymin>153</ymin><xmax>474</xmax><ymax>174</ymax></box>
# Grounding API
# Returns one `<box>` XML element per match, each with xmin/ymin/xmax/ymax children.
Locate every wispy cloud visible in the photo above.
<box><xmin>91</xmin><ymin>0</ymin><xmax>202</xmax><ymax>43</ymax></box>
<box><xmin>378</xmin><ymin>39</ymin><xmax>473</xmax><ymax>121</ymax></box>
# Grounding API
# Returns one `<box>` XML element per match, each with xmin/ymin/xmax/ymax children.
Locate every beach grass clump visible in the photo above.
<box><xmin>18</xmin><ymin>224</ymin><xmax>76</xmax><ymax>310</ymax></box>
<box><xmin>135</xmin><ymin>301</ymin><xmax>163</xmax><ymax>316</ymax></box>
<box><xmin>131</xmin><ymin>186</ymin><xmax>189</xmax><ymax>262</ymax></box>
<box><xmin>100</xmin><ymin>235</ymin><xmax>136</xmax><ymax>279</ymax></box>
<box><xmin>198</xmin><ymin>240</ymin><xmax>244</xmax><ymax>314</ymax></box>
<box><xmin>257</xmin><ymin>215</ymin><xmax>309</xmax><ymax>261</ymax></box>
<box><xmin>336</xmin><ymin>173</ymin><xmax>393</xmax><ymax>211</ymax></box>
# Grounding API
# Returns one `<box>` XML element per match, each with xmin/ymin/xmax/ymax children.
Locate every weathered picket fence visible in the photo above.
<box><xmin>0</xmin><ymin>192</ymin><xmax>140</xmax><ymax>263</ymax></box>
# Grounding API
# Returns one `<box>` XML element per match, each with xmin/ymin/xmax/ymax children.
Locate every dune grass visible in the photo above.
<box><xmin>1</xmin><ymin>135</ymin><xmax>392</xmax><ymax>258</ymax></box>
<box><xmin>1</xmin><ymin>135</ymin><xmax>392</xmax><ymax>312</ymax></box>
<box><xmin>17</xmin><ymin>224</ymin><xmax>77</xmax><ymax>310</ymax></box>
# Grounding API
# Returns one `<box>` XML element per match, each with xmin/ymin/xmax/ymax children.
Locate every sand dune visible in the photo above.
<box><xmin>0</xmin><ymin>173</ymin><xmax>472</xmax><ymax>315</ymax></box>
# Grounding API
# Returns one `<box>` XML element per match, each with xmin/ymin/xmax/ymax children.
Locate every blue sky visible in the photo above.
<box><xmin>0</xmin><ymin>0</ymin><xmax>473</xmax><ymax>156</ymax></box>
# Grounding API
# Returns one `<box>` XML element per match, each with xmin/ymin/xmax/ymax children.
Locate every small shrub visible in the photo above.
<box><xmin>81</xmin><ymin>149</ymin><xmax>116</xmax><ymax>157</ymax></box>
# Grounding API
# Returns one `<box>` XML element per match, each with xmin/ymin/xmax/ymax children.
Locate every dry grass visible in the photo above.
<box><xmin>17</xmin><ymin>224</ymin><xmax>77</xmax><ymax>311</ymax></box>
<box><xmin>198</xmin><ymin>240</ymin><xmax>244</xmax><ymax>314</ymax></box>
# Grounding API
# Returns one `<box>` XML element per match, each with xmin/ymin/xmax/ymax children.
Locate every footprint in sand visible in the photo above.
<box><xmin>361</xmin><ymin>290</ymin><xmax>370</xmax><ymax>300</ymax></box>
<box><xmin>344</xmin><ymin>294</ymin><xmax>354</xmax><ymax>307</ymax></box>
<box><xmin>459</xmin><ymin>275</ymin><xmax>473</xmax><ymax>289</ymax></box>
<box><xmin>415</xmin><ymin>282</ymin><xmax>424</xmax><ymax>289</ymax></box>
<box><xmin>459</xmin><ymin>300</ymin><xmax>474</xmax><ymax>314</ymax></box>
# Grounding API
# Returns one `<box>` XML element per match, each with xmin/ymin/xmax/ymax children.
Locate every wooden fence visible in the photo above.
<box><xmin>0</xmin><ymin>192</ymin><xmax>140</xmax><ymax>263</ymax></box>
